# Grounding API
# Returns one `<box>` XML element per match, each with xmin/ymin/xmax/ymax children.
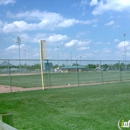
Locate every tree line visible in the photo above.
<box><xmin>0</xmin><ymin>62</ymin><xmax>130</xmax><ymax>70</ymax></box>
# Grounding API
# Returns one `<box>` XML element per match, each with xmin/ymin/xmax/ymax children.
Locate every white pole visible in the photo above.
<box><xmin>40</xmin><ymin>40</ymin><xmax>45</xmax><ymax>90</ymax></box>
<box><xmin>57</xmin><ymin>46</ymin><xmax>59</xmax><ymax>66</ymax></box>
<box><xmin>16</xmin><ymin>36</ymin><xmax>21</xmax><ymax>72</ymax></box>
<box><xmin>123</xmin><ymin>34</ymin><xmax>126</xmax><ymax>62</ymax></box>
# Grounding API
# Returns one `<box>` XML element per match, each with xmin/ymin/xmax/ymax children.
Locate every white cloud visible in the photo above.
<box><xmin>80</xmin><ymin>19</ymin><xmax>98</xmax><ymax>24</ymax></box>
<box><xmin>28</xmin><ymin>33</ymin><xmax>47</xmax><ymax>43</ymax></box>
<box><xmin>65</xmin><ymin>39</ymin><xmax>91</xmax><ymax>47</ymax></box>
<box><xmin>114</xmin><ymin>38</ymin><xmax>119</xmax><ymax>42</ymax></box>
<box><xmin>7</xmin><ymin>10</ymin><xmax>63</xmax><ymax>21</ymax></box>
<box><xmin>113</xmin><ymin>25</ymin><xmax>120</xmax><ymax>28</ymax></box>
<box><xmin>3</xmin><ymin>10</ymin><xmax>98</xmax><ymax>33</ymax></box>
<box><xmin>90</xmin><ymin>0</ymin><xmax>98</xmax><ymax>6</ymax></box>
<box><xmin>65</xmin><ymin>40</ymin><xmax>78</xmax><ymax>47</ymax></box>
<box><xmin>72</xmin><ymin>0</ymin><xmax>88</xmax><ymax>15</ymax></box>
<box><xmin>47</xmin><ymin>34</ymin><xmax>68</xmax><ymax>43</ymax></box>
<box><xmin>103</xmin><ymin>48</ymin><xmax>111</xmax><ymax>53</ymax></box>
<box><xmin>76</xmin><ymin>31</ymin><xmax>88</xmax><ymax>38</ymax></box>
<box><xmin>57</xmin><ymin>19</ymin><xmax>79</xmax><ymax>28</ymax></box>
<box><xmin>91</xmin><ymin>0</ymin><xmax>130</xmax><ymax>15</ymax></box>
<box><xmin>105</xmin><ymin>21</ymin><xmax>114</xmax><ymax>26</ymax></box>
<box><xmin>8</xmin><ymin>33</ymin><xmax>68</xmax><ymax>46</ymax></box>
<box><xmin>83</xmin><ymin>53</ymin><xmax>93</xmax><ymax>58</ymax></box>
<box><xmin>77</xmin><ymin>47</ymin><xmax>89</xmax><ymax>50</ymax></box>
<box><xmin>72</xmin><ymin>0</ymin><xmax>88</xmax><ymax>7</ymax></box>
<box><xmin>80</xmin><ymin>0</ymin><xmax>88</xmax><ymax>6</ymax></box>
<box><xmin>0</xmin><ymin>20</ymin><xmax>3</xmax><ymax>25</ymax></box>
<box><xmin>116</xmin><ymin>41</ymin><xmax>130</xmax><ymax>50</ymax></box>
<box><xmin>6</xmin><ymin>44</ymin><xmax>25</xmax><ymax>51</ymax></box>
<box><xmin>3</xmin><ymin>21</ymin><xmax>37</xmax><ymax>33</ymax></box>
<box><xmin>0</xmin><ymin>20</ymin><xmax>3</xmax><ymax>32</ymax></box>
<box><xmin>0</xmin><ymin>0</ymin><xmax>15</xmax><ymax>5</ymax></box>
<box><xmin>77</xmin><ymin>40</ymin><xmax>91</xmax><ymax>46</ymax></box>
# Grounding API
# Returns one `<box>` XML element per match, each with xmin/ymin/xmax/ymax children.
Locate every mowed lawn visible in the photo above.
<box><xmin>0</xmin><ymin>71</ymin><xmax>130</xmax><ymax>87</ymax></box>
<box><xmin>0</xmin><ymin>82</ymin><xmax>130</xmax><ymax>130</ymax></box>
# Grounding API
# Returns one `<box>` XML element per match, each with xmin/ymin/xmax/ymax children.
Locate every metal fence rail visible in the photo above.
<box><xmin>0</xmin><ymin>59</ymin><xmax>130</xmax><ymax>92</ymax></box>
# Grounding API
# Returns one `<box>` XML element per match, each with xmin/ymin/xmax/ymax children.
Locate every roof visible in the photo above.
<box><xmin>0</xmin><ymin>61</ymin><xmax>14</xmax><ymax>66</ymax></box>
<box><xmin>60</xmin><ymin>66</ymin><xmax>87</xmax><ymax>69</ymax></box>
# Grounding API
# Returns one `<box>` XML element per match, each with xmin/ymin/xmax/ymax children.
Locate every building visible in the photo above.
<box><xmin>0</xmin><ymin>60</ymin><xmax>14</xmax><ymax>67</ymax></box>
<box><xmin>44</xmin><ymin>62</ymin><xmax>53</xmax><ymax>71</ymax></box>
<box><xmin>60</xmin><ymin>66</ymin><xmax>87</xmax><ymax>72</ymax></box>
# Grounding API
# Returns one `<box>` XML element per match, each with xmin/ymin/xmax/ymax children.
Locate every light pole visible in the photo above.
<box><xmin>123</xmin><ymin>55</ymin><xmax>124</xmax><ymax>62</ymax></box>
<box><xmin>80</xmin><ymin>56</ymin><xmax>81</xmax><ymax>65</ymax></box>
<box><xmin>57</xmin><ymin>46</ymin><xmax>59</xmax><ymax>66</ymax></box>
<box><xmin>16</xmin><ymin>36</ymin><xmax>21</xmax><ymax>71</ymax></box>
<box><xmin>123</xmin><ymin>34</ymin><xmax>126</xmax><ymax>62</ymax></box>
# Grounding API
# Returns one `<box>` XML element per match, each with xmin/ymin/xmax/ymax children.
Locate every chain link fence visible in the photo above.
<box><xmin>0</xmin><ymin>59</ymin><xmax>130</xmax><ymax>92</ymax></box>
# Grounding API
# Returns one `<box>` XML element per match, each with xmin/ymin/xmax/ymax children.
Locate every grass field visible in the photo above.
<box><xmin>0</xmin><ymin>82</ymin><xmax>130</xmax><ymax>130</ymax></box>
<box><xmin>0</xmin><ymin>71</ymin><xmax>130</xmax><ymax>88</ymax></box>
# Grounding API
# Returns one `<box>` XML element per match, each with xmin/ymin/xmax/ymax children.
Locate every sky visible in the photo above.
<box><xmin>0</xmin><ymin>0</ymin><xmax>130</xmax><ymax>61</ymax></box>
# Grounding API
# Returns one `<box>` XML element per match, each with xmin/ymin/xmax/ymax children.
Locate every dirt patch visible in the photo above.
<box><xmin>0</xmin><ymin>85</ymin><xmax>42</xmax><ymax>93</ymax></box>
<box><xmin>0</xmin><ymin>80</ymin><xmax>128</xmax><ymax>94</ymax></box>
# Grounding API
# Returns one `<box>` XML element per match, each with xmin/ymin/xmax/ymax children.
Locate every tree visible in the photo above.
<box><xmin>60</xmin><ymin>63</ymin><xmax>65</xmax><ymax>67</ymax></box>
<box><xmin>102</xmin><ymin>64</ymin><xmax>109</xmax><ymax>69</ymax></box>
<box><xmin>88</xmin><ymin>64</ymin><xmax>96</xmax><ymax>69</ymax></box>
<box><xmin>53</xmin><ymin>64</ymin><xmax>58</xmax><ymax>69</ymax></box>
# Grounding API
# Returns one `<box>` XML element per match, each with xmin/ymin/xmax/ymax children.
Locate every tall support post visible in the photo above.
<box><xmin>47</xmin><ymin>60</ymin><xmax>51</xmax><ymax>88</ymax></box>
<box><xmin>123</xmin><ymin>34</ymin><xmax>126</xmax><ymax>62</ymax></box>
<box><xmin>80</xmin><ymin>56</ymin><xmax>81</xmax><ymax>65</ymax></box>
<box><xmin>16</xmin><ymin>36</ymin><xmax>21</xmax><ymax>72</ymax></box>
<box><xmin>8</xmin><ymin>60</ymin><xmax>12</xmax><ymax>92</ymax></box>
<box><xmin>40</xmin><ymin>40</ymin><xmax>45</xmax><ymax>90</ymax></box>
<box><xmin>57</xmin><ymin>46</ymin><xmax>59</xmax><ymax>66</ymax></box>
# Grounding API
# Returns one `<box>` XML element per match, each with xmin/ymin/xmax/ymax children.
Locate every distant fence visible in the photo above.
<box><xmin>0</xmin><ymin>59</ymin><xmax>130</xmax><ymax>92</ymax></box>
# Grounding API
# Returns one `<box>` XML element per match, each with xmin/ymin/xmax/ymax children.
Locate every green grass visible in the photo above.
<box><xmin>0</xmin><ymin>71</ymin><xmax>130</xmax><ymax>88</ymax></box>
<box><xmin>0</xmin><ymin>82</ymin><xmax>130</xmax><ymax>130</ymax></box>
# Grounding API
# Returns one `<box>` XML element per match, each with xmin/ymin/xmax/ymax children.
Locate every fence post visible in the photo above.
<box><xmin>76</xmin><ymin>60</ymin><xmax>79</xmax><ymax>86</ymax></box>
<box><xmin>8</xmin><ymin>60</ymin><xmax>12</xmax><ymax>92</ymax></box>
<box><xmin>100</xmin><ymin>60</ymin><xmax>103</xmax><ymax>84</ymax></box>
<box><xmin>119</xmin><ymin>61</ymin><xmax>122</xmax><ymax>82</ymax></box>
<box><xmin>47</xmin><ymin>60</ymin><xmax>51</xmax><ymax>88</ymax></box>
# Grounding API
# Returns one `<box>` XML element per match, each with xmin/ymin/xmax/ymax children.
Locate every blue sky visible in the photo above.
<box><xmin>0</xmin><ymin>0</ymin><xmax>130</xmax><ymax>60</ymax></box>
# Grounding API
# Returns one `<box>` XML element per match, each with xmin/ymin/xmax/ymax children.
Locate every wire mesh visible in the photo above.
<box><xmin>0</xmin><ymin>59</ymin><xmax>130</xmax><ymax>92</ymax></box>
